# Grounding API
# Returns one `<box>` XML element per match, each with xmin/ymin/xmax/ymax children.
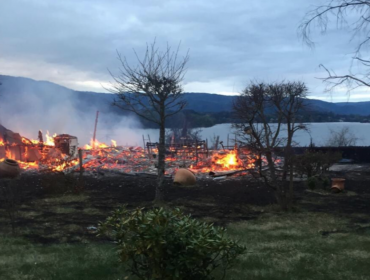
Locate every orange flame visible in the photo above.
<box><xmin>0</xmin><ymin>124</ymin><xmax>259</xmax><ymax>176</ymax></box>
<box><xmin>111</xmin><ymin>140</ymin><xmax>117</xmax><ymax>147</ymax></box>
<box><xmin>5</xmin><ymin>149</ymin><xmax>16</xmax><ymax>160</ymax></box>
<box><xmin>21</xmin><ymin>131</ymin><xmax>57</xmax><ymax>146</ymax></box>
<box><xmin>84</xmin><ymin>139</ymin><xmax>109</xmax><ymax>150</ymax></box>
<box><xmin>215</xmin><ymin>151</ymin><xmax>238</xmax><ymax>169</ymax></box>
<box><xmin>45</xmin><ymin>131</ymin><xmax>57</xmax><ymax>146</ymax></box>
<box><xmin>52</xmin><ymin>159</ymin><xmax>79</xmax><ymax>172</ymax></box>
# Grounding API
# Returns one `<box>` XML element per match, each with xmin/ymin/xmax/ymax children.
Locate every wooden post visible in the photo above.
<box><xmin>38</xmin><ymin>130</ymin><xmax>43</xmax><ymax>143</ymax></box>
<box><xmin>206</xmin><ymin>139</ymin><xmax>209</xmax><ymax>157</ymax></box>
<box><xmin>77</xmin><ymin>149</ymin><xmax>84</xmax><ymax>193</ymax></box>
<box><xmin>92</xmin><ymin>111</ymin><xmax>99</xmax><ymax>149</ymax></box>
<box><xmin>17</xmin><ymin>145</ymin><xmax>22</xmax><ymax>161</ymax></box>
<box><xmin>78</xmin><ymin>149</ymin><xmax>84</xmax><ymax>177</ymax></box>
<box><xmin>195</xmin><ymin>139</ymin><xmax>198</xmax><ymax>164</ymax></box>
<box><xmin>215</xmin><ymin>136</ymin><xmax>219</xmax><ymax>150</ymax></box>
<box><xmin>183</xmin><ymin>147</ymin><xmax>186</xmax><ymax>167</ymax></box>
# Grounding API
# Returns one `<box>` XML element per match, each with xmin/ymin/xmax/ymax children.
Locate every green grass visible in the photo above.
<box><xmin>0</xmin><ymin>237</ymin><xmax>126</xmax><ymax>280</ymax></box>
<box><xmin>224</xmin><ymin>212</ymin><xmax>370</xmax><ymax>280</ymax></box>
<box><xmin>1</xmin><ymin>212</ymin><xmax>370</xmax><ymax>279</ymax></box>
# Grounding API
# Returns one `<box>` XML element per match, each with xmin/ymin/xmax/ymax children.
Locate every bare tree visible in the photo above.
<box><xmin>326</xmin><ymin>126</ymin><xmax>358</xmax><ymax>146</ymax></box>
<box><xmin>110</xmin><ymin>41</ymin><xmax>189</xmax><ymax>202</ymax></box>
<box><xmin>299</xmin><ymin>1</ymin><xmax>370</xmax><ymax>92</ymax></box>
<box><xmin>270</xmin><ymin>82</ymin><xmax>308</xmax><ymax>180</ymax></box>
<box><xmin>233</xmin><ymin>81</ymin><xmax>308</xmax><ymax>210</ymax></box>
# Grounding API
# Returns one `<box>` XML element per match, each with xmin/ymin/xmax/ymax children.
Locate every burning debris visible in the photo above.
<box><xmin>0</xmin><ymin>124</ymin><xmax>262</xmax><ymax>178</ymax></box>
<box><xmin>54</xmin><ymin>134</ymin><xmax>78</xmax><ymax>157</ymax></box>
<box><xmin>0</xmin><ymin>125</ymin><xmax>79</xmax><ymax>172</ymax></box>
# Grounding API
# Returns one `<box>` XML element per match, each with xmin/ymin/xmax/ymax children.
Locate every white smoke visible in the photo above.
<box><xmin>0</xmin><ymin>76</ymin><xmax>159</xmax><ymax>147</ymax></box>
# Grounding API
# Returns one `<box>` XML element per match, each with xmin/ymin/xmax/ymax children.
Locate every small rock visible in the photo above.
<box><xmin>87</xmin><ymin>226</ymin><xmax>97</xmax><ymax>231</ymax></box>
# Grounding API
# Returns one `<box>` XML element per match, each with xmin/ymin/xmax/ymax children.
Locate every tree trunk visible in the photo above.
<box><xmin>288</xmin><ymin>162</ymin><xmax>295</xmax><ymax>209</ymax></box>
<box><xmin>275</xmin><ymin>187</ymin><xmax>289</xmax><ymax>211</ymax></box>
<box><xmin>265</xmin><ymin>150</ymin><xmax>291</xmax><ymax>211</ymax></box>
<box><xmin>282</xmin><ymin>128</ymin><xmax>293</xmax><ymax>180</ymax></box>
<box><xmin>265</xmin><ymin>150</ymin><xmax>277</xmax><ymax>182</ymax></box>
<box><xmin>155</xmin><ymin>113</ymin><xmax>166</xmax><ymax>203</ymax></box>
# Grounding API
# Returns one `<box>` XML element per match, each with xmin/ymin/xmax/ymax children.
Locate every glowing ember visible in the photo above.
<box><xmin>52</xmin><ymin>159</ymin><xmax>79</xmax><ymax>172</ymax></box>
<box><xmin>18</xmin><ymin>161</ymin><xmax>39</xmax><ymax>170</ymax></box>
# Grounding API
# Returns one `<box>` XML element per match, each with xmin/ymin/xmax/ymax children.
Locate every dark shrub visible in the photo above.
<box><xmin>294</xmin><ymin>151</ymin><xmax>341</xmax><ymax>177</ymax></box>
<box><xmin>306</xmin><ymin>175</ymin><xmax>330</xmax><ymax>190</ymax></box>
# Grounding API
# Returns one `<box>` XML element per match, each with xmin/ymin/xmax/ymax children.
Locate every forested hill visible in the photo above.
<box><xmin>0</xmin><ymin>75</ymin><xmax>236</xmax><ymax>114</ymax></box>
<box><xmin>1</xmin><ymin>75</ymin><xmax>370</xmax><ymax>128</ymax></box>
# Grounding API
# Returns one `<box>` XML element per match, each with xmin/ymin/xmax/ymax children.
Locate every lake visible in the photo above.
<box><xmin>108</xmin><ymin>122</ymin><xmax>370</xmax><ymax>147</ymax></box>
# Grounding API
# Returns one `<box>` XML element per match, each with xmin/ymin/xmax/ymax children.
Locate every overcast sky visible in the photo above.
<box><xmin>1</xmin><ymin>0</ymin><xmax>369</xmax><ymax>102</ymax></box>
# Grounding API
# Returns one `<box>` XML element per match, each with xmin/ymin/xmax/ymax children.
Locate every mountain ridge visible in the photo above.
<box><xmin>1</xmin><ymin>75</ymin><xmax>370</xmax><ymax>116</ymax></box>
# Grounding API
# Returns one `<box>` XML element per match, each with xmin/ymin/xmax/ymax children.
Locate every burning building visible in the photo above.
<box><xmin>0</xmin><ymin>124</ymin><xmax>257</xmax><ymax>177</ymax></box>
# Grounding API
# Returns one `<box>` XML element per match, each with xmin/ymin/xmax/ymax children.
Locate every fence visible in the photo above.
<box><xmin>283</xmin><ymin>146</ymin><xmax>370</xmax><ymax>163</ymax></box>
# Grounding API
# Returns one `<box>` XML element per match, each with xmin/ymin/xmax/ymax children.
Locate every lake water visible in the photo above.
<box><xmin>127</xmin><ymin>122</ymin><xmax>370</xmax><ymax>147</ymax></box>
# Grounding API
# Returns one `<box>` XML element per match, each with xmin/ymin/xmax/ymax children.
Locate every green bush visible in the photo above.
<box><xmin>98</xmin><ymin>207</ymin><xmax>245</xmax><ymax>280</ymax></box>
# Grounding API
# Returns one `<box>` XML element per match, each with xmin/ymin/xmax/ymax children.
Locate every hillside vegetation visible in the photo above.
<box><xmin>1</xmin><ymin>75</ymin><xmax>370</xmax><ymax>128</ymax></box>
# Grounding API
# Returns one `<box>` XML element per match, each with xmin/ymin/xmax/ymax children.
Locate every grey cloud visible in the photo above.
<box><xmin>0</xmin><ymin>0</ymin><xmax>367</xmax><ymax>100</ymax></box>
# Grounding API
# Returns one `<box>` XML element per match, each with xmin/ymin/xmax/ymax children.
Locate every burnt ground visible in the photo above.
<box><xmin>0</xmin><ymin>168</ymin><xmax>370</xmax><ymax>244</ymax></box>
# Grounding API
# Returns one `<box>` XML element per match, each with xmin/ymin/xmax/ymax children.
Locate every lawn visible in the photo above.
<box><xmin>1</xmin><ymin>212</ymin><xmax>370</xmax><ymax>280</ymax></box>
<box><xmin>0</xmin><ymin>236</ymin><xmax>124</xmax><ymax>280</ymax></box>
<box><xmin>226</xmin><ymin>212</ymin><xmax>370</xmax><ymax>280</ymax></box>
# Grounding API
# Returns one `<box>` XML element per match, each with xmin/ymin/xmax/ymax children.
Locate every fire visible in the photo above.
<box><xmin>0</xmin><ymin>124</ymin><xmax>259</xmax><ymax>176</ymax></box>
<box><xmin>21</xmin><ymin>131</ymin><xmax>57</xmax><ymax>146</ymax></box>
<box><xmin>84</xmin><ymin>139</ymin><xmax>109</xmax><ymax>150</ymax></box>
<box><xmin>52</xmin><ymin>159</ymin><xmax>79</xmax><ymax>172</ymax></box>
<box><xmin>22</xmin><ymin>137</ymin><xmax>32</xmax><ymax>145</ymax></box>
<box><xmin>215</xmin><ymin>150</ymin><xmax>238</xmax><ymax>169</ymax></box>
<box><xmin>111</xmin><ymin>140</ymin><xmax>117</xmax><ymax>147</ymax></box>
<box><xmin>189</xmin><ymin>147</ymin><xmax>258</xmax><ymax>174</ymax></box>
<box><xmin>5</xmin><ymin>148</ymin><xmax>16</xmax><ymax>160</ymax></box>
<box><xmin>45</xmin><ymin>131</ymin><xmax>57</xmax><ymax>146</ymax></box>
<box><xmin>0</xmin><ymin>129</ymin><xmax>80</xmax><ymax>173</ymax></box>
<box><xmin>19</xmin><ymin>161</ymin><xmax>39</xmax><ymax>170</ymax></box>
